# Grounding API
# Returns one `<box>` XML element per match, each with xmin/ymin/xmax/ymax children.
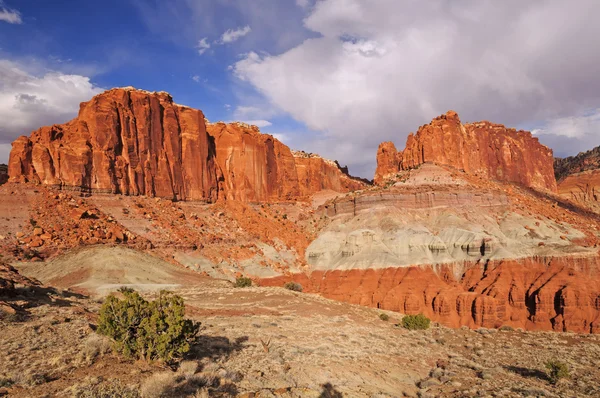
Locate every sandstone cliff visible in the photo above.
<box><xmin>292</xmin><ymin>151</ymin><xmax>367</xmax><ymax>197</ymax></box>
<box><xmin>8</xmin><ymin>88</ymin><xmax>365</xmax><ymax>202</ymax></box>
<box><xmin>374</xmin><ymin>111</ymin><xmax>557</xmax><ymax>192</ymax></box>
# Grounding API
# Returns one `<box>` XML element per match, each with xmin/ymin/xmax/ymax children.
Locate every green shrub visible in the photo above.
<box><xmin>234</xmin><ymin>277</ymin><xmax>252</xmax><ymax>288</ymax></box>
<box><xmin>401</xmin><ymin>314</ymin><xmax>431</xmax><ymax>330</ymax></box>
<box><xmin>379</xmin><ymin>313</ymin><xmax>389</xmax><ymax>321</ymax></box>
<box><xmin>545</xmin><ymin>360</ymin><xmax>569</xmax><ymax>384</ymax></box>
<box><xmin>97</xmin><ymin>290</ymin><xmax>200</xmax><ymax>363</ymax></box>
<box><xmin>283</xmin><ymin>282</ymin><xmax>303</xmax><ymax>292</ymax></box>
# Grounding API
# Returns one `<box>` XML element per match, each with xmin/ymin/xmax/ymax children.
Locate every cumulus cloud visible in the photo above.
<box><xmin>196</xmin><ymin>37</ymin><xmax>211</xmax><ymax>55</ymax></box>
<box><xmin>0</xmin><ymin>60</ymin><xmax>103</xmax><ymax>162</ymax></box>
<box><xmin>233</xmin><ymin>0</ymin><xmax>600</xmax><ymax>177</ymax></box>
<box><xmin>219</xmin><ymin>25</ymin><xmax>251</xmax><ymax>44</ymax></box>
<box><xmin>0</xmin><ymin>1</ymin><xmax>21</xmax><ymax>24</ymax></box>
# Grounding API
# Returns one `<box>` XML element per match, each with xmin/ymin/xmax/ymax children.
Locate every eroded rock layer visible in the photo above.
<box><xmin>9</xmin><ymin>88</ymin><xmax>365</xmax><ymax>202</ymax></box>
<box><xmin>262</xmin><ymin>256</ymin><xmax>600</xmax><ymax>333</ymax></box>
<box><xmin>374</xmin><ymin>111</ymin><xmax>557</xmax><ymax>192</ymax></box>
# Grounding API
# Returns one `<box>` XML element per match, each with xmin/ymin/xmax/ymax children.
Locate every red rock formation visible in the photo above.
<box><xmin>206</xmin><ymin>122</ymin><xmax>300</xmax><ymax>202</ymax></box>
<box><xmin>261</xmin><ymin>256</ymin><xmax>600</xmax><ymax>333</ymax></box>
<box><xmin>375</xmin><ymin>111</ymin><xmax>557</xmax><ymax>192</ymax></box>
<box><xmin>9</xmin><ymin>88</ymin><xmax>366</xmax><ymax>202</ymax></box>
<box><xmin>293</xmin><ymin>151</ymin><xmax>366</xmax><ymax>197</ymax></box>
<box><xmin>9</xmin><ymin>88</ymin><xmax>219</xmax><ymax>201</ymax></box>
<box><xmin>558</xmin><ymin>170</ymin><xmax>600</xmax><ymax>206</ymax></box>
<box><xmin>554</xmin><ymin>145</ymin><xmax>600</xmax><ymax>182</ymax></box>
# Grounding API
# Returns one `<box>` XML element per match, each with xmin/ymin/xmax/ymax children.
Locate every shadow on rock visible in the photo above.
<box><xmin>504</xmin><ymin>365</ymin><xmax>549</xmax><ymax>381</ymax></box>
<box><xmin>189</xmin><ymin>335</ymin><xmax>249</xmax><ymax>361</ymax></box>
<box><xmin>319</xmin><ymin>382</ymin><xmax>343</xmax><ymax>398</ymax></box>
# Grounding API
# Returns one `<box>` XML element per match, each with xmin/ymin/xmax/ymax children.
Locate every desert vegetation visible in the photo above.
<box><xmin>283</xmin><ymin>281</ymin><xmax>303</xmax><ymax>292</ymax></box>
<box><xmin>97</xmin><ymin>289</ymin><xmax>200</xmax><ymax>363</ymax></box>
<box><xmin>401</xmin><ymin>314</ymin><xmax>431</xmax><ymax>330</ymax></box>
<box><xmin>234</xmin><ymin>276</ymin><xmax>252</xmax><ymax>288</ymax></box>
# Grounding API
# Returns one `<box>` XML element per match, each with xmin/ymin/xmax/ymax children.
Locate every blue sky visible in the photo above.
<box><xmin>1</xmin><ymin>0</ymin><xmax>600</xmax><ymax>178</ymax></box>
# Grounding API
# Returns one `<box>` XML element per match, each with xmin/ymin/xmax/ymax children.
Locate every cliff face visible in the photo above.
<box><xmin>206</xmin><ymin>122</ymin><xmax>301</xmax><ymax>202</ymax></box>
<box><xmin>292</xmin><ymin>151</ymin><xmax>367</xmax><ymax>197</ymax></box>
<box><xmin>261</xmin><ymin>256</ymin><xmax>600</xmax><ymax>333</ymax></box>
<box><xmin>374</xmin><ymin>111</ymin><xmax>557</xmax><ymax>192</ymax></box>
<box><xmin>9</xmin><ymin>88</ymin><xmax>219</xmax><ymax>201</ymax></box>
<box><xmin>8</xmin><ymin>88</ymin><xmax>365</xmax><ymax>202</ymax></box>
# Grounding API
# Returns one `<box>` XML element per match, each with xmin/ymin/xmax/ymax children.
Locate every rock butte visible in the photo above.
<box><xmin>374</xmin><ymin>110</ymin><xmax>557</xmax><ymax>192</ymax></box>
<box><xmin>8</xmin><ymin>87</ymin><xmax>365</xmax><ymax>202</ymax></box>
<box><xmin>4</xmin><ymin>90</ymin><xmax>600</xmax><ymax>334</ymax></box>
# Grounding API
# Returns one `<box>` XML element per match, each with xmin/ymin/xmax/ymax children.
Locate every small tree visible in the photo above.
<box><xmin>545</xmin><ymin>360</ymin><xmax>570</xmax><ymax>385</ymax></box>
<box><xmin>401</xmin><ymin>314</ymin><xmax>431</xmax><ymax>330</ymax></box>
<box><xmin>379</xmin><ymin>313</ymin><xmax>389</xmax><ymax>321</ymax></box>
<box><xmin>98</xmin><ymin>290</ymin><xmax>200</xmax><ymax>363</ymax></box>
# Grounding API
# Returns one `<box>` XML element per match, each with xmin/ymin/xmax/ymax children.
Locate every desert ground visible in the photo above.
<box><xmin>1</xmin><ymin>246</ymin><xmax>599</xmax><ymax>397</ymax></box>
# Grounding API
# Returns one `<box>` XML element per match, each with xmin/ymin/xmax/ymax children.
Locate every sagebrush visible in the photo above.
<box><xmin>97</xmin><ymin>290</ymin><xmax>200</xmax><ymax>363</ymax></box>
<box><xmin>545</xmin><ymin>360</ymin><xmax>569</xmax><ymax>384</ymax></box>
<box><xmin>283</xmin><ymin>282</ymin><xmax>303</xmax><ymax>292</ymax></box>
<box><xmin>234</xmin><ymin>277</ymin><xmax>252</xmax><ymax>288</ymax></box>
<box><xmin>401</xmin><ymin>314</ymin><xmax>431</xmax><ymax>330</ymax></box>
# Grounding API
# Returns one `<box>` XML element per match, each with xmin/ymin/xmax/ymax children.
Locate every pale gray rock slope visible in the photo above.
<box><xmin>307</xmin><ymin>165</ymin><xmax>592</xmax><ymax>271</ymax></box>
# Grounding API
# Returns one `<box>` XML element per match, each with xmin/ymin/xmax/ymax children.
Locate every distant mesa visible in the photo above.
<box><xmin>7</xmin><ymin>87</ymin><xmax>366</xmax><ymax>202</ymax></box>
<box><xmin>374</xmin><ymin>110</ymin><xmax>557</xmax><ymax>192</ymax></box>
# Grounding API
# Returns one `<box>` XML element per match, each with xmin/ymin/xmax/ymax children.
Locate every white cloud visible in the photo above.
<box><xmin>243</xmin><ymin>119</ymin><xmax>272</xmax><ymax>128</ymax></box>
<box><xmin>192</xmin><ymin>75</ymin><xmax>200</xmax><ymax>82</ymax></box>
<box><xmin>296</xmin><ymin>0</ymin><xmax>310</xmax><ymax>9</ymax></box>
<box><xmin>219</xmin><ymin>25</ymin><xmax>251</xmax><ymax>44</ymax></box>
<box><xmin>532</xmin><ymin>109</ymin><xmax>600</xmax><ymax>157</ymax></box>
<box><xmin>0</xmin><ymin>60</ymin><xmax>103</xmax><ymax>162</ymax></box>
<box><xmin>233</xmin><ymin>0</ymin><xmax>600</xmax><ymax>177</ymax></box>
<box><xmin>196</xmin><ymin>38</ymin><xmax>211</xmax><ymax>55</ymax></box>
<box><xmin>0</xmin><ymin>1</ymin><xmax>21</xmax><ymax>24</ymax></box>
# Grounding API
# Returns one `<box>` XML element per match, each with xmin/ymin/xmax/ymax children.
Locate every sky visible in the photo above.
<box><xmin>1</xmin><ymin>0</ymin><xmax>600</xmax><ymax>178</ymax></box>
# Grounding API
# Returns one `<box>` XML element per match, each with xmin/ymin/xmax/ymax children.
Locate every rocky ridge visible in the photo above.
<box><xmin>555</xmin><ymin>146</ymin><xmax>600</xmax><ymax>212</ymax></box>
<box><xmin>262</xmin><ymin>164</ymin><xmax>600</xmax><ymax>333</ymax></box>
<box><xmin>374</xmin><ymin>111</ymin><xmax>557</xmax><ymax>192</ymax></box>
<box><xmin>8</xmin><ymin>87</ymin><xmax>365</xmax><ymax>202</ymax></box>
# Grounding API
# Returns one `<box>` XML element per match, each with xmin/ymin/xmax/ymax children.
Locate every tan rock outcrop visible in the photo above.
<box><xmin>375</xmin><ymin>111</ymin><xmax>557</xmax><ymax>192</ymax></box>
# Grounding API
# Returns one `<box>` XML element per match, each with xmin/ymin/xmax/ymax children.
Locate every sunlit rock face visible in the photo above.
<box><xmin>8</xmin><ymin>88</ymin><xmax>366</xmax><ymax>202</ymax></box>
<box><xmin>375</xmin><ymin>111</ymin><xmax>557</xmax><ymax>192</ymax></box>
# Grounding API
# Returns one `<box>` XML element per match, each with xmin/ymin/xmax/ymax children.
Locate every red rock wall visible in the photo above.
<box><xmin>557</xmin><ymin>170</ymin><xmax>600</xmax><ymax>206</ymax></box>
<box><xmin>9</xmin><ymin>88</ymin><xmax>366</xmax><ymax>202</ymax></box>
<box><xmin>261</xmin><ymin>256</ymin><xmax>600</xmax><ymax>333</ymax></box>
<box><xmin>294</xmin><ymin>154</ymin><xmax>366</xmax><ymax>197</ymax></box>
<box><xmin>375</xmin><ymin>111</ymin><xmax>557</xmax><ymax>192</ymax></box>
<box><xmin>8</xmin><ymin>88</ymin><xmax>219</xmax><ymax>201</ymax></box>
<box><xmin>206</xmin><ymin>122</ymin><xmax>301</xmax><ymax>202</ymax></box>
